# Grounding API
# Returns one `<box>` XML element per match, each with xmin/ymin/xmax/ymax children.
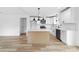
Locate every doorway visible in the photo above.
<box><xmin>20</xmin><ymin>18</ymin><xmax>27</xmax><ymax>35</ymax></box>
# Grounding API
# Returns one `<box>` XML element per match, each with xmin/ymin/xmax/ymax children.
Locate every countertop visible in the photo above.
<box><xmin>29</xmin><ymin>29</ymin><xmax>51</xmax><ymax>32</ymax></box>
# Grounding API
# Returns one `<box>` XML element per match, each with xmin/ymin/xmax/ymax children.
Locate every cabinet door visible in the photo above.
<box><xmin>61</xmin><ymin>31</ymin><xmax>66</xmax><ymax>44</ymax></box>
<box><xmin>61</xmin><ymin>8</ymin><xmax>74</xmax><ymax>23</ymax></box>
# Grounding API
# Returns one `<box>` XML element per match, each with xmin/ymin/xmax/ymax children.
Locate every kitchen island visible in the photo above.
<box><xmin>27</xmin><ymin>29</ymin><xmax>50</xmax><ymax>45</ymax></box>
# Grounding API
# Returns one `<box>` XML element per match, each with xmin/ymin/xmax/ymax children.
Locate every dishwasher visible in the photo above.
<box><xmin>56</xmin><ymin>29</ymin><xmax>61</xmax><ymax>41</ymax></box>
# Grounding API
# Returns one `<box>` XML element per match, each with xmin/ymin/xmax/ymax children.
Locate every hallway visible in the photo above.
<box><xmin>0</xmin><ymin>32</ymin><xmax>78</xmax><ymax>52</ymax></box>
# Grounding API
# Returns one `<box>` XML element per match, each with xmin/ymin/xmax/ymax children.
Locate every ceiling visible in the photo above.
<box><xmin>0</xmin><ymin>7</ymin><xmax>58</xmax><ymax>16</ymax></box>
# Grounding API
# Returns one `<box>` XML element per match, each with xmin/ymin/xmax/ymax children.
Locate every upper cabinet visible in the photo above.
<box><xmin>60</xmin><ymin>7</ymin><xmax>75</xmax><ymax>23</ymax></box>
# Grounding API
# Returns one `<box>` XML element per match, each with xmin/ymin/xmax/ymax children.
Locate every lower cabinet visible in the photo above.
<box><xmin>60</xmin><ymin>30</ymin><xmax>76</xmax><ymax>46</ymax></box>
<box><xmin>60</xmin><ymin>30</ymin><xmax>66</xmax><ymax>44</ymax></box>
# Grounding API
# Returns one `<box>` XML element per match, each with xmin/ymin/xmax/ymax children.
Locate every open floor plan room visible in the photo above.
<box><xmin>0</xmin><ymin>7</ymin><xmax>79</xmax><ymax>52</ymax></box>
<box><xmin>0</xmin><ymin>32</ymin><xmax>79</xmax><ymax>52</ymax></box>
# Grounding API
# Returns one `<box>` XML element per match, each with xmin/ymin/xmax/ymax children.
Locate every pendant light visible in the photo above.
<box><xmin>41</xmin><ymin>18</ymin><xmax>46</xmax><ymax>24</ymax></box>
<box><xmin>33</xmin><ymin>18</ymin><xmax>35</xmax><ymax>21</ymax></box>
<box><xmin>38</xmin><ymin>18</ymin><xmax>40</xmax><ymax>21</ymax></box>
<box><xmin>38</xmin><ymin>8</ymin><xmax>40</xmax><ymax>21</ymax></box>
<box><xmin>31</xmin><ymin>8</ymin><xmax>41</xmax><ymax>21</ymax></box>
<box><xmin>42</xmin><ymin>18</ymin><xmax>44</xmax><ymax>20</ymax></box>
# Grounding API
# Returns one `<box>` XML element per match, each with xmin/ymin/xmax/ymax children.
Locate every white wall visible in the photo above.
<box><xmin>26</xmin><ymin>16</ymin><xmax>30</xmax><ymax>32</ymax></box>
<box><xmin>70</xmin><ymin>7</ymin><xmax>79</xmax><ymax>46</ymax></box>
<box><xmin>0</xmin><ymin>14</ymin><xmax>28</xmax><ymax>36</ymax></box>
<box><xmin>63</xmin><ymin>23</ymin><xmax>76</xmax><ymax>31</ymax></box>
<box><xmin>20</xmin><ymin>18</ymin><xmax>27</xmax><ymax>34</ymax></box>
<box><xmin>73</xmin><ymin>8</ymin><xmax>79</xmax><ymax>46</ymax></box>
<box><xmin>0</xmin><ymin>14</ymin><xmax>20</xmax><ymax>36</ymax></box>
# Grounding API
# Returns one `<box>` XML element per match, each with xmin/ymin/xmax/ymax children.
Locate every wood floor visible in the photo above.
<box><xmin>0</xmin><ymin>32</ymin><xmax>79</xmax><ymax>52</ymax></box>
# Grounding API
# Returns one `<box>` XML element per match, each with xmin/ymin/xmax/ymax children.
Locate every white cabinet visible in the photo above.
<box><xmin>52</xmin><ymin>25</ymin><xmax>56</xmax><ymax>36</ymax></box>
<box><xmin>61</xmin><ymin>8</ymin><xmax>75</xmax><ymax>23</ymax></box>
<box><xmin>61</xmin><ymin>30</ymin><xmax>76</xmax><ymax>46</ymax></box>
<box><xmin>61</xmin><ymin>30</ymin><xmax>66</xmax><ymax>44</ymax></box>
<box><xmin>53</xmin><ymin>17</ymin><xmax>57</xmax><ymax>24</ymax></box>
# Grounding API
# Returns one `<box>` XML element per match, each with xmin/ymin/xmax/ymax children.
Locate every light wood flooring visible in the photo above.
<box><xmin>0</xmin><ymin>32</ymin><xmax>79</xmax><ymax>52</ymax></box>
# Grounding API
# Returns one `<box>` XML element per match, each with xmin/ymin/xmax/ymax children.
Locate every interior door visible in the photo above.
<box><xmin>20</xmin><ymin>18</ymin><xmax>27</xmax><ymax>35</ymax></box>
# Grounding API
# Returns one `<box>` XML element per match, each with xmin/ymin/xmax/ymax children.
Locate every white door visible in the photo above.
<box><xmin>20</xmin><ymin>18</ymin><xmax>27</xmax><ymax>35</ymax></box>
